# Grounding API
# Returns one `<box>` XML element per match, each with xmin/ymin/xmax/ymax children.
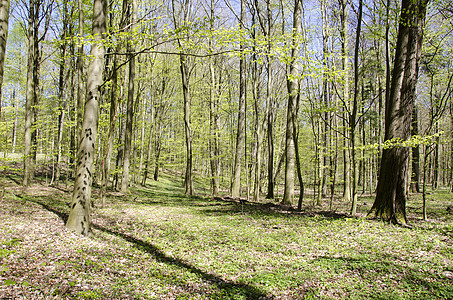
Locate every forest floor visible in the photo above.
<box><xmin>0</xmin><ymin>171</ymin><xmax>452</xmax><ymax>299</ymax></box>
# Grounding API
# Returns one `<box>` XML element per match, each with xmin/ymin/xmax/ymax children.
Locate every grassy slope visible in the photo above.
<box><xmin>0</xmin><ymin>174</ymin><xmax>452</xmax><ymax>299</ymax></box>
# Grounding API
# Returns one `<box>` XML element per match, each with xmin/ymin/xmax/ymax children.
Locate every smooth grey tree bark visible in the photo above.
<box><xmin>66</xmin><ymin>0</ymin><xmax>107</xmax><ymax>235</ymax></box>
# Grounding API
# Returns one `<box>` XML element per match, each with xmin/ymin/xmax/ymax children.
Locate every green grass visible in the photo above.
<box><xmin>0</xmin><ymin>174</ymin><xmax>452</xmax><ymax>299</ymax></box>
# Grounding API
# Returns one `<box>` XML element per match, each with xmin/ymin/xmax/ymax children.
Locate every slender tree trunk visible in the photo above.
<box><xmin>208</xmin><ymin>0</ymin><xmax>220</xmax><ymax>196</ymax></box>
<box><xmin>295</xmin><ymin>116</ymin><xmax>304</xmax><ymax>211</ymax></box>
<box><xmin>350</xmin><ymin>0</ymin><xmax>362</xmax><ymax>215</ymax></box>
<box><xmin>12</xmin><ymin>87</ymin><xmax>18</xmax><ymax>153</ymax></box>
<box><xmin>368</xmin><ymin>0</ymin><xmax>428</xmax><ymax>224</ymax></box>
<box><xmin>23</xmin><ymin>0</ymin><xmax>40</xmax><ymax>187</ymax></box>
<box><xmin>321</xmin><ymin>0</ymin><xmax>329</xmax><ymax>198</ymax></box>
<box><xmin>251</xmin><ymin>7</ymin><xmax>264</xmax><ymax>202</ymax></box>
<box><xmin>121</xmin><ymin>0</ymin><xmax>136</xmax><ymax>193</ymax></box>
<box><xmin>142</xmin><ymin>65</ymin><xmax>156</xmax><ymax>185</ymax></box>
<box><xmin>433</xmin><ymin>119</ymin><xmax>439</xmax><ymax>189</ymax></box>
<box><xmin>172</xmin><ymin>0</ymin><xmax>194</xmax><ymax>195</ymax></box>
<box><xmin>137</xmin><ymin>60</ymin><xmax>145</xmax><ymax>184</ymax></box>
<box><xmin>450</xmin><ymin>102</ymin><xmax>453</xmax><ymax>192</ymax></box>
<box><xmin>340</xmin><ymin>0</ymin><xmax>350</xmax><ymax>203</ymax></box>
<box><xmin>282</xmin><ymin>0</ymin><xmax>302</xmax><ymax>205</ymax></box>
<box><xmin>265</xmin><ymin>0</ymin><xmax>274</xmax><ymax>200</ymax></box>
<box><xmin>411</xmin><ymin>105</ymin><xmax>420</xmax><ymax>192</ymax></box>
<box><xmin>153</xmin><ymin>125</ymin><xmax>162</xmax><ymax>181</ymax></box>
<box><xmin>231</xmin><ymin>0</ymin><xmax>246</xmax><ymax>198</ymax></box>
<box><xmin>66</xmin><ymin>0</ymin><xmax>107</xmax><ymax>235</ymax></box>
<box><xmin>141</xmin><ymin>97</ymin><xmax>153</xmax><ymax>185</ymax></box>
<box><xmin>53</xmin><ymin>5</ymin><xmax>69</xmax><ymax>185</ymax></box>
<box><xmin>180</xmin><ymin>55</ymin><xmax>194</xmax><ymax>195</ymax></box>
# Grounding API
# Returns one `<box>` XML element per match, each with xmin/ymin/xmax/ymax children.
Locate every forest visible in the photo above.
<box><xmin>0</xmin><ymin>0</ymin><xmax>452</xmax><ymax>298</ymax></box>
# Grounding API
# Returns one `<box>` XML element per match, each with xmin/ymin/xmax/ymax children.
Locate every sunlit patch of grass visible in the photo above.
<box><xmin>0</xmin><ymin>173</ymin><xmax>452</xmax><ymax>299</ymax></box>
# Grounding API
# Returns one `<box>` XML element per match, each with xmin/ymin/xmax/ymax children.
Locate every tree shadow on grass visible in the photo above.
<box><xmin>198</xmin><ymin>199</ymin><xmax>354</xmax><ymax>221</ymax></box>
<box><xmin>311</xmin><ymin>256</ymin><xmax>453</xmax><ymax>298</ymax></box>
<box><xmin>17</xmin><ymin>194</ymin><xmax>272</xmax><ymax>300</ymax></box>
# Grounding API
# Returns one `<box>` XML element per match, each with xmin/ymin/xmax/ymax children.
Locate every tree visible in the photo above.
<box><xmin>208</xmin><ymin>0</ymin><xmax>220</xmax><ymax>196</ymax></box>
<box><xmin>66</xmin><ymin>0</ymin><xmax>107</xmax><ymax>235</ymax></box>
<box><xmin>0</xmin><ymin>0</ymin><xmax>10</xmax><ymax>116</ymax></box>
<box><xmin>231</xmin><ymin>0</ymin><xmax>246</xmax><ymax>198</ymax></box>
<box><xmin>121</xmin><ymin>0</ymin><xmax>137</xmax><ymax>193</ymax></box>
<box><xmin>368</xmin><ymin>0</ymin><xmax>429</xmax><ymax>224</ymax></box>
<box><xmin>171</xmin><ymin>0</ymin><xmax>195</xmax><ymax>196</ymax></box>
<box><xmin>282</xmin><ymin>0</ymin><xmax>302</xmax><ymax>205</ymax></box>
<box><xmin>23</xmin><ymin>0</ymin><xmax>44</xmax><ymax>186</ymax></box>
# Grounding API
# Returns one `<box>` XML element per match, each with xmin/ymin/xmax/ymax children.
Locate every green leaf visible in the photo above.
<box><xmin>4</xmin><ymin>279</ymin><xmax>16</xmax><ymax>286</ymax></box>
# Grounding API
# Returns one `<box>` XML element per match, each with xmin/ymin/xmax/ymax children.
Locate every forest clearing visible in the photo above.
<box><xmin>1</xmin><ymin>168</ymin><xmax>452</xmax><ymax>299</ymax></box>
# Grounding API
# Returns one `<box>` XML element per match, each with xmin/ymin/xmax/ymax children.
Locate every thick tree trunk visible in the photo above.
<box><xmin>282</xmin><ymin>0</ymin><xmax>302</xmax><ymax>206</ymax></box>
<box><xmin>368</xmin><ymin>0</ymin><xmax>428</xmax><ymax>224</ymax></box>
<box><xmin>66</xmin><ymin>0</ymin><xmax>107</xmax><ymax>235</ymax></box>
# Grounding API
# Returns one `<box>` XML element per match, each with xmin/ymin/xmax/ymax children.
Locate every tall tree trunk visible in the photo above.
<box><xmin>251</xmin><ymin>6</ymin><xmax>264</xmax><ymax>202</ymax></box>
<box><xmin>53</xmin><ymin>3</ymin><xmax>69</xmax><ymax>185</ymax></box>
<box><xmin>265</xmin><ymin>0</ymin><xmax>274</xmax><ymax>200</ymax></box>
<box><xmin>208</xmin><ymin>0</ymin><xmax>220</xmax><ymax>196</ymax></box>
<box><xmin>0</xmin><ymin>0</ymin><xmax>9</xmax><ymax>117</ymax></box>
<box><xmin>350</xmin><ymin>0</ymin><xmax>362</xmax><ymax>215</ymax></box>
<box><xmin>23</xmin><ymin>0</ymin><xmax>40</xmax><ymax>187</ymax></box>
<box><xmin>66</xmin><ymin>0</ymin><xmax>107</xmax><ymax>235</ymax></box>
<box><xmin>142</xmin><ymin>64</ymin><xmax>156</xmax><ymax>185</ymax></box>
<box><xmin>121</xmin><ymin>0</ymin><xmax>136</xmax><ymax>193</ymax></box>
<box><xmin>231</xmin><ymin>0</ymin><xmax>246</xmax><ymax>198</ymax></box>
<box><xmin>77</xmin><ymin>0</ymin><xmax>84</xmax><ymax>147</ymax></box>
<box><xmin>172</xmin><ymin>0</ymin><xmax>194</xmax><ymax>195</ymax></box>
<box><xmin>368</xmin><ymin>0</ymin><xmax>428</xmax><ymax>225</ymax></box>
<box><xmin>321</xmin><ymin>0</ymin><xmax>329</xmax><ymax>198</ymax></box>
<box><xmin>282</xmin><ymin>0</ymin><xmax>302</xmax><ymax>205</ymax></box>
<box><xmin>340</xmin><ymin>0</ymin><xmax>350</xmax><ymax>203</ymax></box>
<box><xmin>180</xmin><ymin>54</ymin><xmax>194</xmax><ymax>195</ymax></box>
